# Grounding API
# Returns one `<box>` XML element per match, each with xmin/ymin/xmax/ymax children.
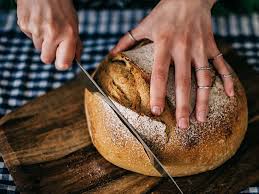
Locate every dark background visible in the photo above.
<box><xmin>1</xmin><ymin>0</ymin><xmax>259</xmax><ymax>14</ymax></box>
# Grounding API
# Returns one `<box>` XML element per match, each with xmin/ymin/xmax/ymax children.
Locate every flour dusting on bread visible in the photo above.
<box><xmin>100</xmin><ymin>98</ymin><xmax>167</xmax><ymax>153</ymax></box>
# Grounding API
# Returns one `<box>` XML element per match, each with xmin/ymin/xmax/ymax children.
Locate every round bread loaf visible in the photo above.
<box><xmin>84</xmin><ymin>43</ymin><xmax>248</xmax><ymax>177</ymax></box>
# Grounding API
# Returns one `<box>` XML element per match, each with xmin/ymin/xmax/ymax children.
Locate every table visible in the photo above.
<box><xmin>0</xmin><ymin>9</ymin><xmax>259</xmax><ymax>194</ymax></box>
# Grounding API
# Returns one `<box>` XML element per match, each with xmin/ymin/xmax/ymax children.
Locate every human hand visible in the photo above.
<box><xmin>17</xmin><ymin>0</ymin><xmax>82</xmax><ymax>70</ymax></box>
<box><xmin>111</xmin><ymin>0</ymin><xmax>234</xmax><ymax>129</ymax></box>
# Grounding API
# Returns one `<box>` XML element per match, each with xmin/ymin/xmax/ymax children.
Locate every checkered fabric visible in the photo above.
<box><xmin>0</xmin><ymin>9</ymin><xmax>259</xmax><ymax>194</ymax></box>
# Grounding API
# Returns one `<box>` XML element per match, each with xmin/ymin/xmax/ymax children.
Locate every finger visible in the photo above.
<box><xmin>110</xmin><ymin>26</ymin><xmax>144</xmax><ymax>55</ymax></box>
<box><xmin>212</xmin><ymin>53</ymin><xmax>234</xmax><ymax>97</ymax></box>
<box><xmin>150</xmin><ymin>40</ymin><xmax>171</xmax><ymax>116</ymax></box>
<box><xmin>32</xmin><ymin>35</ymin><xmax>43</xmax><ymax>51</ymax></box>
<box><xmin>55</xmin><ymin>38</ymin><xmax>76</xmax><ymax>70</ymax></box>
<box><xmin>193</xmin><ymin>50</ymin><xmax>212</xmax><ymax>122</ymax></box>
<box><xmin>207</xmin><ymin>33</ymin><xmax>234</xmax><ymax>97</ymax></box>
<box><xmin>41</xmin><ymin>38</ymin><xmax>58</xmax><ymax>64</ymax></box>
<box><xmin>173</xmin><ymin>47</ymin><xmax>191</xmax><ymax>129</ymax></box>
<box><xmin>29</xmin><ymin>22</ymin><xmax>43</xmax><ymax>50</ymax></box>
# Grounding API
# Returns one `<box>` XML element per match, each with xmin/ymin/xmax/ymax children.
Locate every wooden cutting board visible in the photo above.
<box><xmin>0</xmin><ymin>40</ymin><xmax>259</xmax><ymax>194</ymax></box>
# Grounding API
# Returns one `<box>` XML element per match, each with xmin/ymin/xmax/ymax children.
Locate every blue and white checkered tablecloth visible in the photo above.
<box><xmin>0</xmin><ymin>10</ymin><xmax>259</xmax><ymax>194</ymax></box>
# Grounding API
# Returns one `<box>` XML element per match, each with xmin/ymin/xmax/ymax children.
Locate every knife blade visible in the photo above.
<box><xmin>76</xmin><ymin>60</ymin><xmax>183</xmax><ymax>194</ymax></box>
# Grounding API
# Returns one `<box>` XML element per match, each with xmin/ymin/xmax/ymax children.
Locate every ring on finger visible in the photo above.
<box><xmin>220</xmin><ymin>72</ymin><xmax>233</xmax><ymax>78</ymax></box>
<box><xmin>197</xmin><ymin>85</ymin><xmax>213</xmax><ymax>89</ymax></box>
<box><xmin>195</xmin><ymin>66</ymin><xmax>212</xmax><ymax>72</ymax></box>
<box><xmin>212</xmin><ymin>53</ymin><xmax>223</xmax><ymax>61</ymax></box>
<box><xmin>127</xmin><ymin>30</ymin><xmax>137</xmax><ymax>42</ymax></box>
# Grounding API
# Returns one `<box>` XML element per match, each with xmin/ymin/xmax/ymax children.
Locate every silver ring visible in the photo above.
<box><xmin>220</xmin><ymin>73</ymin><xmax>233</xmax><ymax>78</ymax></box>
<box><xmin>212</xmin><ymin>53</ymin><xmax>223</xmax><ymax>61</ymax></box>
<box><xmin>127</xmin><ymin>30</ymin><xmax>137</xmax><ymax>42</ymax></box>
<box><xmin>197</xmin><ymin>86</ymin><xmax>212</xmax><ymax>89</ymax></box>
<box><xmin>195</xmin><ymin>66</ymin><xmax>212</xmax><ymax>72</ymax></box>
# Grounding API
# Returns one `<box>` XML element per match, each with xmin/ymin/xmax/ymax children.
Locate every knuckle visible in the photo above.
<box><xmin>177</xmin><ymin>75</ymin><xmax>190</xmax><ymax>89</ymax></box>
<box><xmin>195</xmin><ymin>105</ymin><xmax>209</xmax><ymax>115</ymax></box>
<box><xmin>152</xmin><ymin>95</ymin><xmax>166</xmax><ymax>104</ymax></box>
<box><xmin>29</xmin><ymin>18</ymin><xmax>42</xmax><ymax>36</ymax></box>
<box><xmin>196</xmin><ymin>107</ymin><xmax>208</xmax><ymax>114</ymax></box>
<box><xmin>197</xmin><ymin>96</ymin><xmax>209</xmax><ymax>106</ymax></box>
<box><xmin>158</xmin><ymin>34</ymin><xmax>170</xmax><ymax>42</ymax></box>
<box><xmin>17</xmin><ymin>19</ymin><xmax>27</xmax><ymax>31</ymax></box>
<box><xmin>31</xmin><ymin>27</ymin><xmax>41</xmax><ymax>37</ymax></box>
<box><xmin>176</xmin><ymin>105</ymin><xmax>190</xmax><ymax>117</ymax></box>
<box><xmin>155</xmin><ymin>31</ymin><xmax>172</xmax><ymax>43</ymax></box>
<box><xmin>177</xmin><ymin>35</ymin><xmax>189</xmax><ymax>49</ymax></box>
<box><xmin>198</xmin><ymin>104</ymin><xmax>208</xmax><ymax>110</ymax></box>
<box><xmin>45</xmin><ymin>22</ymin><xmax>59</xmax><ymax>39</ymax></box>
<box><xmin>65</xmin><ymin>25</ymin><xmax>77</xmax><ymax>37</ymax></box>
<box><xmin>152</xmin><ymin>68</ymin><xmax>167</xmax><ymax>83</ymax></box>
<box><xmin>194</xmin><ymin>38</ymin><xmax>205</xmax><ymax>52</ymax></box>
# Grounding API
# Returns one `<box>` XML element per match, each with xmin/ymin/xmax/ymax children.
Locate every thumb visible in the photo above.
<box><xmin>110</xmin><ymin>26</ymin><xmax>145</xmax><ymax>55</ymax></box>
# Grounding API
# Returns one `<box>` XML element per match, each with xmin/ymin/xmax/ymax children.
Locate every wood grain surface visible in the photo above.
<box><xmin>0</xmin><ymin>40</ymin><xmax>258</xmax><ymax>194</ymax></box>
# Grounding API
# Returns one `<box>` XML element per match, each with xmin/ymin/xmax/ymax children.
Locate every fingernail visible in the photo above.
<box><xmin>178</xmin><ymin>117</ymin><xmax>189</xmax><ymax>129</ymax></box>
<box><xmin>152</xmin><ymin>106</ymin><xmax>162</xmax><ymax>116</ymax></box>
<box><xmin>56</xmin><ymin>64</ymin><xmax>69</xmax><ymax>71</ymax></box>
<box><xmin>197</xmin><ymin>111</ymin><xmax>207</xmax><ymax>122</ymax></box>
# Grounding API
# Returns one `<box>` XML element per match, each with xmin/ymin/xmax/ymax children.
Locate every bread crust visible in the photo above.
<box><xmin>84</xmin><ymin>43</ymin><xmax>248</xmax><ymax>177</ymax></box>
